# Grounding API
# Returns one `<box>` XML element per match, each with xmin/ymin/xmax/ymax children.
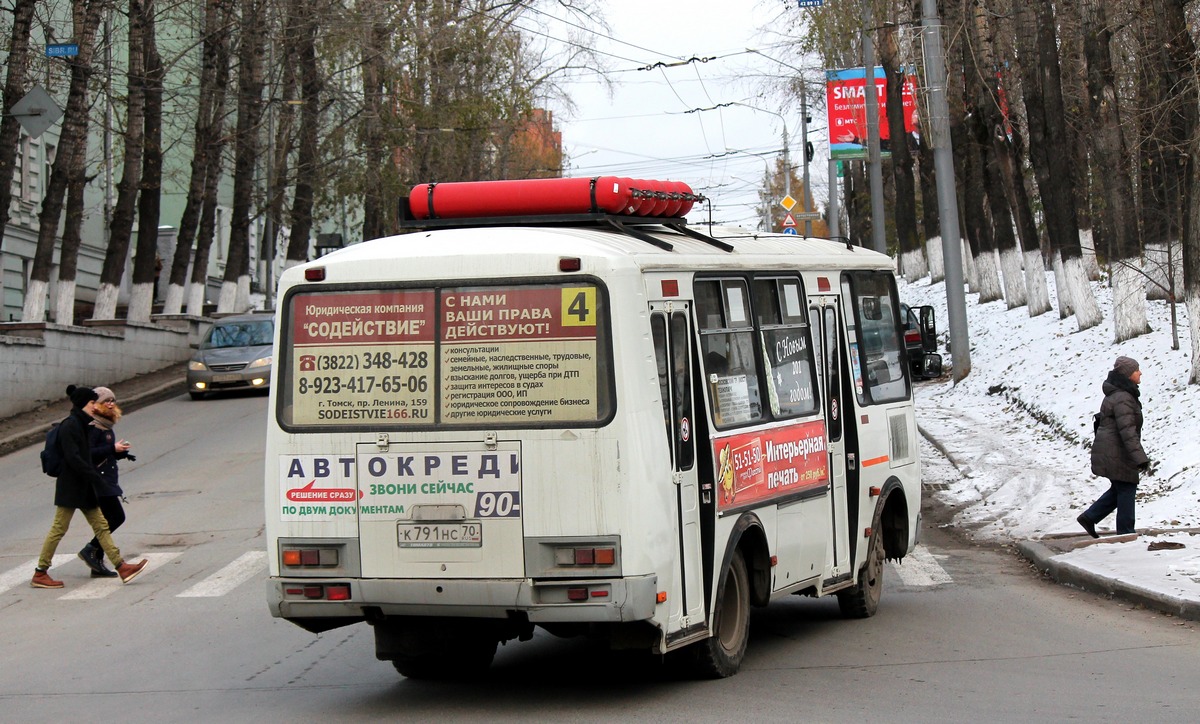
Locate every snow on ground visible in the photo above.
<box><xmin>902</xmin><ymin>266</ymin><xmax>1200</xmax><ymax>603</ymax></box>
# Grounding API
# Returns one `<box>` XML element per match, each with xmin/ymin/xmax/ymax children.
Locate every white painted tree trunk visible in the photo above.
<box><xmin>1188</xmin><ymin>292</ymin><xmax>1200</xmax><ymax>385</ymax></box>
<box><xmin>1143</xmin><ymin>240</ymin><xmax>1182</xmax><ymax>301</ymax></box>
<box><xmin>185</xmin><ymin>281</ymin><xmax>206</xmax><ymax>316</ymax></box>
<box><xmin>216</xmin><ymin>280</ymin><xmax>238</xmax><ymax>314</ymax></box>
<box><xmin>1064</xmin><ymin>256</ymin><xmax>1102</xmax><ymax>330</ymax></box>
<box><xmin>1024</xmin><ymin>250</ymin><xmax>1051</xmax><ymax>316</ymax></box>
<box><xmin>92</xmin><ymin>283</ymin><xmax>120</xmax><ymax>320</ymax></box>
<box><xmin>975</xmin><ymin>249</ymin><xmax>1004</xmax><ymax>303</ymax></box>
<box><xmin>1110</xmin><ymin>260</ymin><xmax>1149</xmax><ymax>342</ymax></box>
<box><xmin>163</xmin><ymin>283</ymin><xmax>185</xmax><ymax>315</ymax></box>
<box><xmin>900</xmin><ymin>248</ymin><xmax>928</xmax><ymax>281</ymax></box>
<box><xmin>54</xmin><ymin>279</ymin><xmax>76</xmax><ymax>325</ymax></box>
<box><xmin>1000</xmin><ymin>247</ymin><xmax>1027</xmax><ymax>309</ymax></box>
<box><xmin>127</xmin><ymin>282</ymin><xmax>154</xmax><ymax>323</ymax></box>
<box><xmin>21</xmin><ymin>278</ymin><xmax>49</xmax><ymax>322</ymax></box>
<box><xmin>1052</xmin><ymin>252</ymin><xmax>1073</xmax><ymax>318</ymax></box>
<box><xmin>216</xmin><ymin>275</ymin><xmax>253</xmax><ymax>314</ymax></box>
<box><xmin>963</xmin><ymin>239</ymin><xmax>979</xmax><ymax>292</ymax></box>
<box><xmin>1080</xmin><ymin>228</ymin><xmax>1101</xmax><ymax>280</ymax></box>
<box><xmin>236</xmin><ymin>274</ymin><xmax>251</xmax><ymax>311</ymax></box>
<box><xmin>926</xmin><ymin>236</ymin><xmax>944</xmax><ymax>282</ymax></box>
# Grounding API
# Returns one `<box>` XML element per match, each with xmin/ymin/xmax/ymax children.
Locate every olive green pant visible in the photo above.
<box><xmin>37</xmin><ymin>506</ymin><xmax>123</xmax><ymax>571</ymax></box>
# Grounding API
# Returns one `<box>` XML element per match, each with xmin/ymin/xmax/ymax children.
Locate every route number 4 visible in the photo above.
<box><xmin>562</xmin><ymin>287</ymin><xmax>597</xmax><ymax>327</ymax></box>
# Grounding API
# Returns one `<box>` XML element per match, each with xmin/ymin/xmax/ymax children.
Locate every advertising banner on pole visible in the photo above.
<box><xmin>825</xmin><ymin>67</ymin><xmax>918</xmax><ymax>160</ymax></box>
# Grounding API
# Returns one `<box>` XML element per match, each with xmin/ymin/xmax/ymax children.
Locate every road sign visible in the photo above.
<box><xmin>797</xmin><ymin>0</ymin><xmax>824</xmax><ymax>6</ymax></box>
<box><xmin>794</xmin><ymin>212</ymin><xmax>823</xmax><ymax>221</ymax></box>
<box><xmin>779</xmin><ymin>195</ymin><xmax>797</xmax><ymax>211</ymax></box>
<box><xmin>782</xmin><ymin>213</ymin><xmax>796</xmax><ymax>227</ymax></box>
<box><xmin>9</xmin><ymin>84</ymin><xmax>62</xmax><ymax>139</ymax></box>
<box><xmin>782</xmin><ymin>227</ymin><xmax>799</xmax><ymax>235</ymax></box>
<box><xmin>46</xmin><ymin>44</ymin><xmax>79</xmax><ymax>58</ymax></box>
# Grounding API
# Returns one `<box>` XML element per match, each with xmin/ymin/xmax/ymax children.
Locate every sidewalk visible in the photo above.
<box><xmin>918</xmin><ymin>405</ymin><xmax>1200</xmax><ymax>623</ymax></box>
<box><xmin>0</xmin><ymin>362</ymin><xmax>188</xmax><ymax>458</ymax></box>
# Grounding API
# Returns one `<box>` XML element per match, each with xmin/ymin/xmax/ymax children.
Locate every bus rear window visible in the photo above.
<box><xmin>277</xmin><ymin>283</ymin><xmax>613</xmax><ymax>429</ymax></box>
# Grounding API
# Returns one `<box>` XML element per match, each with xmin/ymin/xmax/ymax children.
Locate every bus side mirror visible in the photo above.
<box><xmin>918</xmin><ymin>306</ymin><xmax>937</xmax><ymax>351</ymax></box>
<box><xmin>862</xmin><ymin>297</ymin><xmax>881</xmax><ymax>320</ymax></box>
<box><xmin>921</xmin><ymin>353</ymin><xmax>943</xmax><ymax>379</ymax></box>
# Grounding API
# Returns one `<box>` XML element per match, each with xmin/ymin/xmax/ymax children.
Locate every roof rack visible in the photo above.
<box><xmin>396</xmin><ymin>198</ymin><xmax>735</xmax><ymax>253</ymax></box>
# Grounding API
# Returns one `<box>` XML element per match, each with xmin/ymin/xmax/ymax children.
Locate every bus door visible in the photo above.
<box><xmin>650</xmin><ymin>302</ymin><xmax>706</xmax><ymax>636</ymax></box>
<box><xmin>809</xmin><ymin>297</ymin><xmax>851</xmax><ymax>584</ymax></box>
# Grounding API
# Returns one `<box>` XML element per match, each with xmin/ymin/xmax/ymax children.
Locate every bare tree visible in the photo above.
<box><xmin>0</xmin><ymin>0</ymin><xmax>39</xmax><ymax>257</ymax></box>
<box><xmin>21</xmin><ymin>0</ymin><xmax>106</xmax><ymax>323</ymax></box>
<box><xmin>880</xmin><ymin>20</ymin><xmax>923</xmax><ymax>281</ymax></box>
<box><xmin>162</xmin><ymin>0</ymin><xmax>234</xmax><ymax>316</ymax></box>
<box><xmin>92</xmin><ymin>0</ymin><xmax>147</xmax><ymax>320</ymax></box>
<box><xmin>217</xmin><ymin>0</ymin><xmax>267</xmax><ymax>314</ymax></box>
<box><xmin>127</xmin><ymin>0</ymin><xmax>163</xmax><ymax>322</ymax></box>
<box><xmin>1081</xmin><ymin>0</ymin><xmax>1144</xmax><ymax>341</ymax></box>
<box><xmin>283</xmin><ymin>0</ymin><xmax>322</xmax><ymax>270</ymax></box>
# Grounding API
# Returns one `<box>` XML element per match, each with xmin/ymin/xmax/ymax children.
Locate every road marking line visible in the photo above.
<box><xmin>177</xmin><ymin>550</ymin><xmax>267</xmax><ymax>598</ymax></box>
<box><xmin>889</xmin><ymin>544</ymin><xmax>953</xmax><ymax>587</ymax></box>
<box><xmin>58</xmin><ymin>551</ymin><xmax>183</xmax><ymax>600</ymax></box>
<box><xmin>0</xmin><ymin>555</ymin><xmax>75</xmax><ymax>594</ymax></box>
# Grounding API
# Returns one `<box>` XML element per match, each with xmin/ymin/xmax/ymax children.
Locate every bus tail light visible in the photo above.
<box><xmin>304</xmin><ymin>267</ymin><xmax>326</xmax><ymax>281</ymax></box>
<box><xmin>281</xmin><ymin>547</ymin><xmax>339</xmax><ymax>568</ymax></box>
<box><xmin>554</xmin><ymin>546</ymin><xmax>616</xmax><ymax>567</ymax></box>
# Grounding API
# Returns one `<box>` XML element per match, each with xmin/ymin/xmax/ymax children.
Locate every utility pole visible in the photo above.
<box><xmin>800</xmin><ymin>86</ymin><xmax>813</xmax><ymax>237</ymax></box>
<box><xmin>921</xmin><ymin>0</ymin><xmax>970</xmax><ymax>381</ymax></box>
<box><xmin>863</xmin><ymin>1</ymin><xmax>887</xmax><ymax>254</ymax></box>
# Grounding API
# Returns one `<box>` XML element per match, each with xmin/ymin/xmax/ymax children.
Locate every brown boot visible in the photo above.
<box><xmin>31</xmin><ymin>569</ymin><xmax>64</xmax><ymax>589</ymax></box>
<box><xmin>117</xmin><ymin>559</ymin><xmax>148</xmax><ymax>584</ymax></box>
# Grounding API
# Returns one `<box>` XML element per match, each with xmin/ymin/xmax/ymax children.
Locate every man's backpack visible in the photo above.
<box><xmin>40</xmin><ymin>422</ymin><xmax>64</xmax><ymax>477</ymax></box>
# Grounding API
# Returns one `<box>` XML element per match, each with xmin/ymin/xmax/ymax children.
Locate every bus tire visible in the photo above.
<box><xmin>691</xmin><ymin>549</ymin><xmax>750</xmax><ymax>678</ymax></box>
<box><xmin>391</xmin><ymin>637</ymin><xmax>498</xmax><ymax>680</ymax></box>
<box><xmin>837</xmin><ymin>507</ymin><xmax>884</xmax><ymax>618</ymax></box>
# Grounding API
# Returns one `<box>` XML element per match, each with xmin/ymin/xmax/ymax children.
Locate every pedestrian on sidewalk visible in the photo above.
<box><xmin>1077</xmin><ymin>356</ymin><xmax>1149</xmax><ymax>538</ymax></box>
<box><xmin>77</xmin><ymin>385</ymin><xmax>136</xmax><ymax>578</ymax></box>
<box><xmin>30</xmin><ymin>386</ymin><xmax>148</xmax><ymax>589</ymax></box>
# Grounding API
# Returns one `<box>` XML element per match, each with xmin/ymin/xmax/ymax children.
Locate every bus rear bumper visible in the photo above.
<box><xmin>267</xmin><ymin>574</ymin><xmax>658</xmax><ymax>623</ymax></box>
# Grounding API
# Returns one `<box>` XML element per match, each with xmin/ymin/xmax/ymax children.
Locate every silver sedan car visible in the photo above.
<box><xmin>187</xmin><ymin>313</ymin><xmax>275</xmax><ymax>400</ymax></box>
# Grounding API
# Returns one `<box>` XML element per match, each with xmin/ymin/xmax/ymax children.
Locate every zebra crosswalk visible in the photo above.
<box><xmin>0</xmin><ymin>550</ymin><xmax>265</xmax><ymax>600</ymax></box>
<box><xmin>2</xmin><ymin>545</ymin><xmax>953</xmax><ymax>601</ymax></box>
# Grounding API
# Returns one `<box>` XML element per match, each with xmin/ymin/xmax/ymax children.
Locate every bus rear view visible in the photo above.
<box><xmin>265</xmin><ymin>178</ymin><xmax>919</xmax><ymax>680</ymax></box>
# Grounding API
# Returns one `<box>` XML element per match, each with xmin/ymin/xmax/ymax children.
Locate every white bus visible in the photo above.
<box><xmin>264</xmin><ymin>178</ymin><xmax>921</xmax><ymax>679</ymax></box>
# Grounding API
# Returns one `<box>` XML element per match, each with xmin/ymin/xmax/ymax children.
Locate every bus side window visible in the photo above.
<box><xmin>670</xmin><ymin>312</ymin><xmax>695</xmax><ymax>470</ymax></box>
<box><xmin>842</xmin><ymin>272</ymin><xmax>909</xmax><ymax>405</ymax></box>
<box><xmin>696</xmin><ymin>279</ymin><xmax>761</xmax><ymax>427</ymax></box>
<box><xmin>753</xmin><ymin>277</ymin><xmax>818</xmax><ymax>418</ymax></box>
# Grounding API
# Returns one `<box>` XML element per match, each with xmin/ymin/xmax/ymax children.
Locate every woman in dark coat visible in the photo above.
<box><xmin>79</xmin><ymin>386</ymin><xmax>134</xmax><ymax>578</ymax></box>
<box><xmin>1077</xmin><ymin>356</ymin><xmax>1149</xmax><ymax>537</ymax></box>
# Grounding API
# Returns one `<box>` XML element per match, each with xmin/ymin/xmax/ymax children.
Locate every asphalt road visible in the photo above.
<box><xmin>1</xmin><ymin>391</ymin><xmax>1197</xmax><ymax>722</ymax></box>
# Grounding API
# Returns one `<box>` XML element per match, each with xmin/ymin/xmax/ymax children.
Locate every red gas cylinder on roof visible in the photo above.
<box><xmin>407</xmin><ymin>177</ymin><xmax>698</xmax><ymax>220</ymax></box>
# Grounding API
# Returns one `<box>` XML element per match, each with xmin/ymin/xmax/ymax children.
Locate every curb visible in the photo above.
<box><xmin>0</xmin><ymin>375</ymin><xmax>187</xmax><ymax>458</ymax></box>
<box><xmin>1015</xmin><ymin>539</ymin><xmax>1200</xmax><ymax>622</ymax></box>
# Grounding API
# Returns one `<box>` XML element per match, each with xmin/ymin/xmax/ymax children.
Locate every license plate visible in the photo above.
<box><xmin>212</xmin><ymin>373</ymin><xmax>241</xmax><ymax>383</ymax></box>
<box><xmin>396</xmin><ymin>521</ymin><xmax>482</xmax><ymax>548</ymax></box>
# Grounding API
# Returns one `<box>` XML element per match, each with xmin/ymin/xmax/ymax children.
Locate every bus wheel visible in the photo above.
<box><xmin>391</xmin><ymin>637</ymin><xmax>498</xmax><ymax>680</ymax></box>
<box><xmin>837</xmin><ymin>510</ymin><xmax>884</xmax><ymax>618</ymax></box>
<box><xmin>691</xmin><ymin>549</ymin><xmax>750</xmax><ymax>678</ymax></box>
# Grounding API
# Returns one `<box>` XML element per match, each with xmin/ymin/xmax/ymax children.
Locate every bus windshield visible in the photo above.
<box><xmin>276</xmin><ymin>282</ymin><xmax>613</xmax><ymax>430</ymax></box>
